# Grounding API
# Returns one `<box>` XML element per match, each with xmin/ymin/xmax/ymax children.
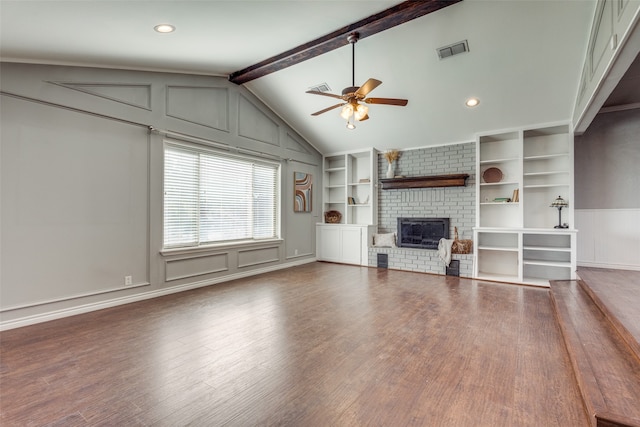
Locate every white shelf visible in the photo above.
<box><xmin>524</xmin><ymin>171</ymin><xmax>569</xmax><ymax>176</ymax></box>
<box><xmin>480</xmin><ymin>181</ymin><xmax>519</xmax><ymax>187</ymax></box>
<box><xmin>524</xmin><ymin>153</ymin><xmax>569</xmax><ymax>161</ymax></box>
<box><xmin>480</xmin><ymin>157</ymin><xmax>520</xmax><ymax>164</ymax></box>
<box><xmin>480</xmin><ymin>202</ymin><xmax>519</xmax><ymax>205</ymax></box>
<box><xmin>523</xmin><ymin>259</ymin><xmax>571</xmax><ymax>267</ymax></box>
<box><xmin>321</xmin><ymin>148</ymin><xmax>377</xmax><ymax>227</ymax></box>
<box><xmin>523</xmin><ymin>183</ymin><xmax>570</xmax><ymax>189</ymax></box>
<box><xmin>523</xmin><ymin>246</ymin><xmax>571</xmax><ymax>252</ymax></box>
<box><xmin>478</xmin><ymin>245</ymin><xmax>519</xmax><ymax>252</ymax></box>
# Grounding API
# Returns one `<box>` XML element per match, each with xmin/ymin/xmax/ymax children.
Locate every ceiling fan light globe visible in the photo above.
<box><xmin>340</xmin><ymin>104</ymin><xmax>354</xmax><ymax>119</ymax></box>
<box><xmin>354</xmin><ymin>104</ymin><xmax>369</xmax><ymax>121</ymax></box>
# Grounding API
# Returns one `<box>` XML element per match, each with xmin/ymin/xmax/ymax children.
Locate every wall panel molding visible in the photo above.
<box><xmin>165</xmin><ymin>252</ymin><xmax>229</xmax><ymax>282</ymax></box>
<box><xmin>48</xmin><ymin>81</ymin><xmax>152</xmax><ymax>110</ymax></box>
<box><xmin>166</xmin><ymin>85</ymin><xmax>229</xmax><ymax>131</ymax></box>
<box><xmin>237</xmin><ymin>246</ymin><xmax>281</xmax><ymax>268</ymax></box>
<box><xmin>576</xmin><ymin>208</ymin><xmax>640</xmax><ymax>270</ymax></box>
<box><xmin>237</xmin><ymin>94</ymin><xmax>279</xmax><ymax>146</ymax></box>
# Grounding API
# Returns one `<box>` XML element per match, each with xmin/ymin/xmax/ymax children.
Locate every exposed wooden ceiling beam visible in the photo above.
<box><xmin>228</xmin><ymin>0</ymin><xmax>462</xmax><ymax>85</ymax></box>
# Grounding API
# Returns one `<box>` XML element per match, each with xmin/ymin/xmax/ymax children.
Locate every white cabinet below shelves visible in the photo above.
<box><xmin>316</xmin><ymin>224</ymin><xmax>374</xmax><ymax>266</ymax></box>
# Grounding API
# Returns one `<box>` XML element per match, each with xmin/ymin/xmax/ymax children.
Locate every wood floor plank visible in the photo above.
<box><xmin>0</xmin><ymin>263</ymin><xmax>588</xmax><ymax>426</ymax></box>
<box><xmin>577</xmin><ymin>267</ymin><xmax>640</xmax><ymax>361</ymax></box>
<box><xmin>551</xmin><ymin>279</ymin><xmax>640</xmax><ymax>427</ymax></box>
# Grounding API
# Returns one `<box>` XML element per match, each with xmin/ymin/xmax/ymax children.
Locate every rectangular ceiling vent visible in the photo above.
<box><xmin>308</xmin><ymin>82</ymin><xmax>331</xmax><ymax>93</ymax></box>
<box><xmin>437</xmin><ymin>40</ymin><xmax>469</xmax><ymax>60</ymax></box>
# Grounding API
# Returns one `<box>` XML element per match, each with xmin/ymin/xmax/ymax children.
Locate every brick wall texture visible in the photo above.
<box><xmin>369</xmin><ymin>142</ymin><xmax>476</xmax><ymax>277</ymax></box>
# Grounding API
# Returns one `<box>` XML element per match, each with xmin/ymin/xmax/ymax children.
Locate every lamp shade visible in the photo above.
<box><xmin>340</xmin><ymin>104</ymin><xmax>354</xmax><ymax>120</ymax></box>
<box><xmin>354</xmin><ymin>104</ymin><xmax>369</xmax><ymax>121</ymax></box>
<box><xmin>550</xmin><ymin>196</ymin><xmax>568</xmax><ymax>208</ymax></box>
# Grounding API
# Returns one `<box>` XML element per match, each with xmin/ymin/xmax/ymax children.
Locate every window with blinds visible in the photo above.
<box><xmin>164</xmin><ymin>143</ymin><xmax>279</xmax><ymax>248</ymax></box>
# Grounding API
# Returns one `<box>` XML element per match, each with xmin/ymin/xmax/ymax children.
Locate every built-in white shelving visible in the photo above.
<box><xmin>317</xmin><ymin>148</ymin><xmax>378</xmax><ymax>266</ymax></box>
<box><xmin>474</xmin><ymin>123</ymin><xmax>577</xmax><ymax>286</ymax></box>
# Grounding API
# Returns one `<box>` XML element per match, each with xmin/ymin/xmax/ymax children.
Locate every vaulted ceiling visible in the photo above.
<box><xmin>0</xmin><ymin>0</ymin><xmax>599</xmax><ymax>154</ymax></box>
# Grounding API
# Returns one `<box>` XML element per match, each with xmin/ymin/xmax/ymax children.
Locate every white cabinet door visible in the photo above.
<box><xmin>317</xmin><ymin>225</ymin><xmax>341</xmax><ymax>263</ymax></box>
<box><xmin>316</xmin><ymin>224</ymin><xmax>364</xmax><ymax>265</ymax></box>
<box><xmin>340</xmin><ymin>226</ymin><xmax>363</xmax><ymax>265</ymax></box>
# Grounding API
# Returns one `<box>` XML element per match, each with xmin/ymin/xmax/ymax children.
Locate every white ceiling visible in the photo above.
<box><xmin>0</xmin><ymin>0</ymin><xmax>596</xmax><ymax>154</ymax></box>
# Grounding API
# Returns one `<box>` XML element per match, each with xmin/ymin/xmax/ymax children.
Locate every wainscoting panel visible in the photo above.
<box><xmin>165</xmin><ymin>252</ymin><xmax>229</xmax><ymax>282</ymax></box>
<box><xmin>237</xmin><ymin>246</ymin><xmax>281</xmax><ymax>268</ymax></box>
<box><xmin>576</xmin><ymin>208</ymin><xmax>640</xmax><ymax>270</ymax></box>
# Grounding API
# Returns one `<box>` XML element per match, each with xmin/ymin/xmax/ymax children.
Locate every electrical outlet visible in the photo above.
<box><xmin>294</xmin><ymin>249</ymin><xmax>298</xmax><ymax>255</ymax></box>
<box><xmin>124</xmin><ymin>275</ymin><xmax>133</xmax><ymax>286</ymax></box>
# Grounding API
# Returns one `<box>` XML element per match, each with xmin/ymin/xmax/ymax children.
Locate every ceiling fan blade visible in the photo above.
<box><xmin>365</xmin><ymin>97</ymin><xmax>408</xmax><ymax>106</ymax></box>
<box><xmin>355</xmin><ymin>78</ymin><xmax>382</xmax><ymax>97</ymax></box>
<box><xmin>311</xmin><ymin>103</ymin><xmax>345</xmax><ymax>116</ymax></box>
<box><xmin>357</xmin><ymin>113</ymin><xmax>370</xmax><ymax>122</ymax></box>
<box><xmin>305</xmin><ymin>90</ymin><xmax>345</xmax><ymax>100</ymax></box>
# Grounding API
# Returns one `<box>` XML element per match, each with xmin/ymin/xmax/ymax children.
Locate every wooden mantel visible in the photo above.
<box><xmin>380</xmin><ymin>174</ymin><xmax>469</xmax><ymax>190</ymax></box>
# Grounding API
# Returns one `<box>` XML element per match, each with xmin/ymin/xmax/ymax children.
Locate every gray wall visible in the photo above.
<box><xmin>369</xmin><ymin>143</ymin><xmax>476</xmax><ymax>277</ymax></box>
<box><xmin>574</xmin><ymin>108</ymin><xmax>640</xmax><ymax>209</ymax></box>
<box><xmin>574</xmin><ymin>108</ymin><xmax>640</xmax><ymax>269</ymax></box>
<box><xmin>0</xmin><ymin>63</ymin><xmax>322</xmax><ymax>328</ymax></box>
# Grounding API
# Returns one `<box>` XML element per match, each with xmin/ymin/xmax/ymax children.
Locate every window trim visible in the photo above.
<box><xmin>162</xmin><ymin>139</ymin><xmax>281</xmax><ymax>251</ymax></box>
<box><xmin>159</xmin><ymin>237</ymin><xmax>284</xmax><ymax>257</ymax></box>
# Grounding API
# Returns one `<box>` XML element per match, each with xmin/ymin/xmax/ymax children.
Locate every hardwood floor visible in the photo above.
<box><xmin>0</xmin><ymin>263</ymin><xmax>588</xmax><ymax>426</ymax></box>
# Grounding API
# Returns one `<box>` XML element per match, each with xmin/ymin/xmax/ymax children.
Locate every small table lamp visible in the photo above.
<box><xmin>550</xmin><ymin>196</ymin><xmax>569</xmax><ymax>229</ymax></box>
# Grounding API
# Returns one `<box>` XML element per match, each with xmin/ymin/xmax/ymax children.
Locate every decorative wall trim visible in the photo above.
<box><xmin>589</xmin><ymin>0</ymin><xmax>612</xmax><ymax>79</ymax></box>
<box><xmin>237</xmin><ymin>94</ymin><xmax>279</xmax><ymax>146</ymax></box>
<box><xmin>0</xmin><ymin>258</ymin><xmax>317</xmax><ymax>331</ymax></box>
<box><xmin>47</xmin><ymin>81</ymin><xmax>152</xmax><ymax>110</ymax></box>
<box><xmin>165</xmin><ymin>252</ymin><xmax>229</xmax><ymax>282</ymax></box>
<box><xmin>166</xmin><ymin>85</ymin><xmax>230</xmax><ymax>131</ymax></box>
<box><xmin>576</xmin><ymin>208</ymin><xmax>640</xmax><ymax>269</ymax></box>
<box><xmin>0</xmin><ymin>282</ymin><xmax>151</xmax><ymax>313</ymax></box>
<box><xmin>285</xmin><ymin>132</ymin><xmax>311</xmax><ymax>154</ymax></box>
<box><xmin>237</xmin><ymin>246</ymin><xmax>280</xmax><ymax>268</ymax></box>
<box><xmin>0</xmin><ymin>90</ymin><xmax>150</xmax><ymax>129</ymax></box>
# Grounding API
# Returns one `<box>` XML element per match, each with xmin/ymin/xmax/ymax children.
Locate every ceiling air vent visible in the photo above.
<box><xmin>437</xmin><ymin>40</ymin><xmax>469</xmax><ymax>60</ymax></box>
<box><xmin>308</xmin><ymin>82</ymin><xmax>331</xmax><ymax>93</ymax></box>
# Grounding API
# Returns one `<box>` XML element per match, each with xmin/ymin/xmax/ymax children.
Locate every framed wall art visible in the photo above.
<box><xmin>294</xmin><ymin>172</ymin><xmax>312</xmax><ymax>212</ymax></box>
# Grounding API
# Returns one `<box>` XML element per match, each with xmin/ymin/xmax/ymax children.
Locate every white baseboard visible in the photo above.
<box><xmin>577</xmin><ymin>261</ymin><xmax>640</xmax><ymax>271</ymax></box>
<box><xmin>0</xmin><ymin>258</ymin><xmax>317</xmax><ymax>331</ymax></box>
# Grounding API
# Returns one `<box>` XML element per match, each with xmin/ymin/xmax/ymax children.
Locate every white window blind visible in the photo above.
<box><xmin>164</xmin><ymin>143</ymin><xmax>279</xmax><ymax>248</ymax></box>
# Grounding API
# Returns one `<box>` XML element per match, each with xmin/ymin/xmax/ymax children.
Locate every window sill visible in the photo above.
<box><xmin>160</xmin><ymin>238</ymin><xmax>284</xmax><ymax>257</ymax></box>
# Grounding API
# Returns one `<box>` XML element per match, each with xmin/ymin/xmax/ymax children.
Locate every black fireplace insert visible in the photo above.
<box><xmin>397</xmin><ymin>217</ymin><xmax>450</xmax><ymax>249</ymax></box>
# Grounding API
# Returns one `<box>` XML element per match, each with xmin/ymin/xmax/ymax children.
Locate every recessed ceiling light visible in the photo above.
<box><xmin>154</xmin><ymin>24</ymin><xmax>175</xmax><ymax>34</ymax></box>
<box><xmin>465</xmin><ymin>97</ymin><xmax>480</xmax><ymax>107</ymax></box>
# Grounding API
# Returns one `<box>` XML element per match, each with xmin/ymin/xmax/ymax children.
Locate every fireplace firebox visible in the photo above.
<box><xmin>397</xmin><ymin>217</ymin><xmax>450</xmax><ymax>249</ymax></box>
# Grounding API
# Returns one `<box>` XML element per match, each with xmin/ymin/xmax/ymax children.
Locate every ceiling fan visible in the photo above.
<box><xmin>306</xmin><ymin>32</ymin><xmax>408</xmax><ymax>129</ymax></box>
